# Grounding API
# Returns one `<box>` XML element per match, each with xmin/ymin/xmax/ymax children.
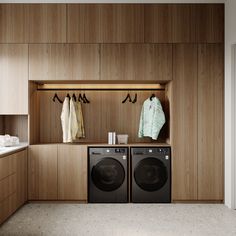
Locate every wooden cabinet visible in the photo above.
<box><xmin>144</xmin><ymin>4</ymin><xmax>172</xmax><ymax>43</ymax></box>
<box><xmin>58</xmin><ymin>145</ymin><xmax>87</xmax><ymax>200</ymax></box>
<box><xmin>172</xmin><ymin>44</ymin><xmax>198</xmax><ymax>200</ymax></box>
<box><xmin>195</xmin><ymin>4</ymin><xmax>224</xmax><ymax>43</ymax></box>
<box><xmin>28</xmin><ymin>4</ymin><xmax>66</xmax><ymax>43</ymax></box>
<box><xmin>101</xmin><ymin>44</ymin><xmax>172</xmax><ymax>81</ymax></box>
<box><xmin>16</xmin><ymin>150</ymin><xmax>27</xmax><ymax>207</ymax></box>
<box><xmin>0</xmin><ymin>44</ymin><xmax>28</xmax><ymax>115</ymax></box>
<box><xmin>0</xmin><ymin>4</ymin><xmax>29</xmax><ymax>43</ymax></box>
<box><xmin>172</xmin><ymin>5</ymin><xmax>196</xmax><ymax>43</ymax></box>
<box><xmin>197</xmin><ymin>44</ymin><xmax>224</xmax><ymax>200</ymax></box>
<box><xmin>67</xmin><ymin>4</ymin><xmax>144</xmax><ymax>43</ymax></box>
<box><xmin>29</xmin><ymin>44</ymin><xmax>100</xmax><ymax>81</ymax></box>
<box><xmin>28</xmin><ymin>145</ymin><xmax>58</xmax><ymax>200</ymax></box>
<box><xmin>0</xmin><ymin>149</ymin><xmax>27</xmax><ymax>224</ymax></box>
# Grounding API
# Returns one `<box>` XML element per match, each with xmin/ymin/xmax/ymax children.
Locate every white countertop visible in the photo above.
<box><xmin>0</xmin><ymin>142</ymin><xmax>28</xmax><ymax>157</ymax></box>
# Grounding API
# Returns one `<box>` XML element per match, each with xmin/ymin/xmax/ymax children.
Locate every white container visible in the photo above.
<box><xmin>117</xmin><ymin>134</ymin><xmax>128</xmax><ymax>144</ymax></box>
<box><xmin>108</xmin><ymin>132</ymin><xmax>113</xmax><ymax>145</ymax></box>
<box><xmin>112</xmin><ymin>132</ymin><xmax>116</xmax><ymax>145</ymax></box>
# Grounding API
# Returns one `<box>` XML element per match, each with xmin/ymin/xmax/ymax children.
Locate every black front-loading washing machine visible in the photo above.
<box><xmin>131</xmin><ymin>147</ymin><xmax>171</xmax><ymax>203</ymax></box>
<box><xmin>88</xmin><ymin>147</ymin><xmax>128</xmax><ymax>203</ymax></box>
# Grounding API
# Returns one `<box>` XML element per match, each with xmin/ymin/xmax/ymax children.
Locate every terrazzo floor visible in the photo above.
<box><xmin>0</xmin><ymin>203</ymin><xmax>236</xmax><ymax>236</ymax></box>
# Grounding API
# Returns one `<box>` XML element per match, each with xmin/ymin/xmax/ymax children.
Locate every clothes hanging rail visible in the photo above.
<box><xmin>37</xmin><ymin>88</ymin><xmax>165</xmax><ymax>91</ymax></box>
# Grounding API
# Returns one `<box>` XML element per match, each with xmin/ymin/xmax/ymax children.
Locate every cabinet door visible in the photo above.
<box><xmin>172</xmin><ymin>44</ymin><xmax>198</xmax><ymax>200</ymax></box>
<box><xmin>0</xmin><ymin>4</ymin><xmax>29</xmax><ymax>43</ymax></box>
<box><xmin>58</xmin><ymin>145</ymin><xmax>87</xmax><ymax>200</ymax></box>
<box><xmin>144</xmin><ymin>4</ymin><xmax>172</xmax><ymax>43</ymax></box>
<box><xmin>28</xmin><ymin>145</ymin><xmax>58</xmax><ymax>200</ymax></box>
<box><xmin>195</xmin><ymin>4</ymin><xmax>224</xmax><ymax>43</ymax></box>
<box><xmin>0</xmin><ymin>44</ymin><xmax>28</xmax><ymax>114</ymax></box>
<box><xmin>67</xmin><ymin>4</ymin><xmax>100</xmax><ymax>43</ymax></box>
<box><xmin>15</xmin><ymin>150</ymin><xmax>27</xmax><ymax>207</ymax></box>
<box><xmin>101</xmin><ymin>44</ymin><xmax>172</xmax><ymax>81</ymax></box>
<box><xmin>67</xmin><ymin>4</ymin><xmax>144</xmax><ymax>43</ymax></box>
<box><xmin>172</xmin><ymin>4</ymin><xmax>196</xmax><ymax>43</ymax></box>
<box><xmin>198</xmin><ymin>44</ymin><xmax>224</xmax><ymax>200</ymax></box>
<box><xmin>28</xmin><ymin>4</ymin><xmax>66</xmax><ymax>43</ymax></box>
<box><xmin>29</xmin><ymin>44</ymin><xmax>100</xmax><ymax>81</ymax></box>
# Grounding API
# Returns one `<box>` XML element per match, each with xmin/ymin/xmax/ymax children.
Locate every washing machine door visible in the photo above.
<box><xmin>91</xmin><ymin>157</ymin><xmax>125</xmax><ymax>192</ymax></box>
<box><xmin>134</xmin><ymin>157</ymin><xmax>168</xmax><ymax>192</ymax></box>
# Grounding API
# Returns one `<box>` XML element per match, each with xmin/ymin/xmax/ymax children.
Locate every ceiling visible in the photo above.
<box><xmin>0</xmin><ymin>0</ymin><xmax>226</xmax><ymax>3</ymax></box>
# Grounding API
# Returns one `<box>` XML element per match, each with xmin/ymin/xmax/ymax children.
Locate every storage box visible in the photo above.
<box><xmin>117</xmin><ymin>134</ymin><xmax>128</xmax><ymax>144</ymax></box>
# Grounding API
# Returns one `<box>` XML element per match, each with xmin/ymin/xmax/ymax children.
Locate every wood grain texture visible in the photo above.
<box><xmin>67</xmin><ymin>4</ymin><xmax>101</xmax><ymax>43</ymax></box>
<box><xmin>195</xmin><ymin>4</ymin><xmax>224</xmax><ymax>43</ymax></box>
<box><xmin>58</xmin><ymin>145</ymin><xmax>87</xmax><ymax>200</ymax></box>
<box><xmin>198</xmin><ymin>44</ymin><xmax>224</xmax><ymax>200</ymax></box>
<box><xmin>101</xmin><ymin>44</ymin><xmax>172</xmax><ymax>81</ymax></box>
<box><xmin>0</xmin><ymin>174</ymin><xmax>16</xmax><ymax>202</ymax></box>
<box><xmin>0</xmin><ymin>192</ymin><xmax>17</xmax><ymax>224</ymax></box>
<box><xmin>172</xmin><ymin>44</ymin><xmax>198</xmax><ymax>200</ymax></box>
<box><xmin>15</xmin><ymin>150</ymin><xmax>27</xmax><ymax>208</ymax></box>
<box><xmin>0</xmin><ymin>154</ymin><xmax>16</xmax><ymax>181</ymax></box>
<box><xmin>172</xmin><ymin>4</ymin><xmax>196</xmax><ymax>43</ymax></box>
<box><xmin>28</xmin><ymin>145</ymin><xmax>58</xmax><ymax>200</ymax></box>
<box><xmin>144</xmin><ymin>4</ymin><xmax>172</xmax><ymax>43</ymax></box>
<box><xmin>29</xmin><ymin>44</ymin><xmax>100</xmax><ymax>81</ymax></box>
<box><xmin>68</xmin><ymin>44</ymin><xmax>100</xmax><ymax>80</ymax></box>
<box><xmin>28</xmin><ymin>4</ymin><xmax>66</xmax><ymax>43</ymax></box>
<box><xmin>0</xmin><ymin>4</ymin><xmax>29</xmax><ymax>43</ymax></box>
<box><xmin>0</xmin><ymin>44</ymin><xmax>28</xmax><ymax>115</ymax></box>
<box><xmin>3</xmin><ymin>115</ymin><xmax>28</xmax><ymax>142</ymax></box>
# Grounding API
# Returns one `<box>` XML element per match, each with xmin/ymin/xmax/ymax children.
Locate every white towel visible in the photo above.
<box><xmin>68</xmin><ymin>99</ymin><xmax>79</xmax><ymax>142</ymax></box>
<box><xmin>60</xmin><ymin>97</ymin><xmax>70</xmax><ymax>143</ymax></box>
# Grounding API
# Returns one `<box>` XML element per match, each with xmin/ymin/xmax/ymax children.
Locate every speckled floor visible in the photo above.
<box><xmin>0</xmin><ymin>204</ymin><xmax>236</xmax><ymax>236</ymax></box>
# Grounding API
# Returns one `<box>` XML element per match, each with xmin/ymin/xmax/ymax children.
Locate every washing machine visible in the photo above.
<box><xmin>131</xmin><ymin>147</ymin><xmax>171</xmax><ymax>203</ymax></box>
<box><xmin>88</xmin><ymin>147</ymin><xmax>128</xmax><ymax>203</ymax></box>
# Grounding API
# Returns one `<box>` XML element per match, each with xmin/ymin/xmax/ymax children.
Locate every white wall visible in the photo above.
<box><xmin>225</xmin><ymin>0</ymin><xmax>236</xmax><ymax>209</ymax></box>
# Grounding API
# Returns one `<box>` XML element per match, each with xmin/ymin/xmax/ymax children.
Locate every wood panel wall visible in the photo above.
<box><xmin>0</xmin><ymin>4</ymin><xmax>224</xmax><ymax>43</ymax></box>
<box><xmin>30</xmin><ymin>90</ymin><xmax>169</xmax><ymax>144</ymax></box>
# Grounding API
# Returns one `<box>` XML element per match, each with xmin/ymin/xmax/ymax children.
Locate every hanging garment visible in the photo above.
<box><xmin>68</xmin><ymin>99</ymin><xmax>79</xmax><ymax>142</ymax></box>
<box><xmin>138</xmin><ymin>97</ymin><xmax>165</xmax><ymax>140</ymax></box>
<box><xmin>75</xmin><ymin>101</ymin><xmax>85</xmax><ymax>138</ymax></box>
<box><xmin>60</xmin><ymin>97</ymin><xmax>70</xmax><ymax>143</ymax></box>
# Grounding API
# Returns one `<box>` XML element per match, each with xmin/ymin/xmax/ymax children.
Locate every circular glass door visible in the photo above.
<box><xmin>91</xmin><ymin>157</ymin><xmax>125</xmax><ymax>192</ymax></box>
<box><xmin>134</xmin><ymin>157</ymin><xmax>168</xmax><ymax>192</ymax></box>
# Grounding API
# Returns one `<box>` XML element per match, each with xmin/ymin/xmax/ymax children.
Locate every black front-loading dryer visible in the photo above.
<box><xmin>88</xmin><ymin>147</ymin><xmax>128</xmax><ymax>203</ymax></box>
<box><xmin>131</xmin><ymin>147</ymin><xmax>171</xmax><ymax>203</ymax></box>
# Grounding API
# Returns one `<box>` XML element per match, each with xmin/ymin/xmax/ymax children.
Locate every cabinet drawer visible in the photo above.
<box><xmin>0</xmin><ymin>174</ymin><xmax>16</xmax><ymax>202</ymax></box>
<box><xmin>0</xmin><ymin>154</ymin><xmax>16</xmax><ymax>180</ymax></box>
<box><xmin>0</xmin><ymin>193</ymin><xmax>17</xmax><ymax>224</ymax></box>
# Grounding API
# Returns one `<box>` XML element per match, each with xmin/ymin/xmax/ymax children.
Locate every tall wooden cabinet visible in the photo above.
<box><xmin>172</xmin><ymin>44</ymin><xmax>198</xmax><ymax>200</ymax></box>
<box><xmin>58</xmin><ymin>145</ymin><xmax>87</xmax><ymax>200</ymax></box>
<box><xmin>28</xmin><ymin>145</ymin><xmax>58</xmax><ymax>200</ymax></box>
<box><xmin>0</xmin><ymin>44</ymin><xmax>28</xmax><ymax>115</ymax></box>
<box><xmin>197</xmin><ymin>44</ymin><xmax>224</xmax><ymax>200</ymax></box>
<box><xmin>172</xmin><ymin>44</ymin><xmax>224</xmax><ymax>201</ymax></box>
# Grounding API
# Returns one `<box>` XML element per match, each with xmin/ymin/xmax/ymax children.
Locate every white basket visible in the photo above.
<box><xmin>117</xmin><ymin>134</ymin><xmax>128</xmax><ymax>144</ymax></box>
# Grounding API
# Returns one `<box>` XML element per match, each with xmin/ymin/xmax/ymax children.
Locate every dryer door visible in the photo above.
<box><xmin>91</xmin><ymin>157</ymin><xmax>125</xmax><ymax>192</ymax></box>
<box><xmin>134</xmin><ymin>157</ymin><xmax>168</xmax><ymax>192</ymax></box>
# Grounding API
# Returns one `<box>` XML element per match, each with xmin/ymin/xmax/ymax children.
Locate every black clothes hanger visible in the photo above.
<box><xmin>132</xmin><ymin>93</ymin><xmax>137</xmax><ymax>103</ymax></box>
<box><xmin>83</xmin><ymin>93</ymin><xmax>90</xmax><ymax>103</ymax></box>
<box><xmin>66</xmin><ymin>93</ymin><xmax>71</xmax><ymax>99</ymax></box>
<box><xmin>72</xmin><ymin>93</ymin><xmax>77</xmax><ymax>102</ymax></box>
<box><xmin>78</xmin><ymin>93</ymin><xmax>86</xmax><ymax>103</ymax></box>
<box><xmin>52</xmin><ymin>93</ymin><xmax>63</xmax><ymax>104</ymax></box>
<box><xmin>122</xmin><ymin>93</ymin><xmax>132</xmax><ymax>103</ymax></box>
<box><xmin>150</xmin><ymin>94</ymin><xmax>156</xmax><ymax>101</ymax></box>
